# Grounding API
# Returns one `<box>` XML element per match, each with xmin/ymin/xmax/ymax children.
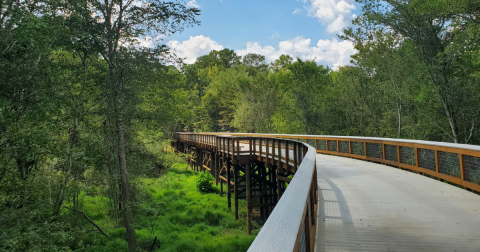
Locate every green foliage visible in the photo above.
<box><xmin>134</xmin><ymin>163</ymin><xmax>255</xmax><ymax>252</ymax></box>
<box><xmin>2</xmin><ymin>0</ymin><xmax>480</xmax><ymax>251</ymax></box>
<box><xmin>349</xmin><ymin>0</ymin><xmax>480</xmax><ymax>143</ymax></box>
<box><xmin>178</xmin><ymin>0</ymin><xmax>480</xmax><ymax>144</ymax></box>
<box><xmin>196</xmin><ymin>172</ymin><xmax>215</xmax><ymax>193</ymax></box>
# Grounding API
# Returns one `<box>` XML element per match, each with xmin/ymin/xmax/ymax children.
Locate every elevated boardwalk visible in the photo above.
<box><xmin>173</xmin><ymin>133</ymin><xmax>480</xmax><ymax>252</ymax></box>
<box><xmin>317</xmin><ymin>154</ymin><xmax>480</xmax><ymax>252</ymax></box>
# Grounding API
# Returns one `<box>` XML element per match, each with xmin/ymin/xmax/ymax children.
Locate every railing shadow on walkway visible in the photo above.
<box><xmin>173</xmin><ymin>132</ymin><xmax>480</xmax><ymax>252</ymax></box>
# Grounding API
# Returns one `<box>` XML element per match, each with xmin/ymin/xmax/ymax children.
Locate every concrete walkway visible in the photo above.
<box><xmin>315</xmin><ymin>154</ymin><xmax>480</xmax><ymax>252</ymax></box>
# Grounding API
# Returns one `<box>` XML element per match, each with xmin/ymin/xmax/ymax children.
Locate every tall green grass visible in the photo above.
<box><xmin>82</xmin><ymin>162</ymin><xmax>257</xmax><ymax>252</ymax></box>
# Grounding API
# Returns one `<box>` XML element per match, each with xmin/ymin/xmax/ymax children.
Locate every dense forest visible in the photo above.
<box><xmin>184</xmin><ymin>0</ymin><xmax>480</xmax><ymax>144</ymax></box>
<box><xmin>1</xmin><ymin>0</ymin><xmax>479</xmax><ymax>251</ymax></box>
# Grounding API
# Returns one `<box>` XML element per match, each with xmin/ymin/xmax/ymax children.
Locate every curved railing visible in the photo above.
<box><xmin>175</xmin><ymin>132</ymin><xmax>480</xmax><ymax>252</ymax></box>
<box><xmin>218</xmin><ymin>133</ymin><xmax>480</xmax><ymax>192</ymax></box>
<box><xmin>173</xmin><ymin>133</ymin><xmax>318</xmax><ymax>252</ymax></box>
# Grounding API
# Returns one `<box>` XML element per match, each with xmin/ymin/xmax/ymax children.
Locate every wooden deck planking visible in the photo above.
<box><xmin>316</xmin><ymin>154</ymin><xmax>480</xmax><ymax>252</ymax></box>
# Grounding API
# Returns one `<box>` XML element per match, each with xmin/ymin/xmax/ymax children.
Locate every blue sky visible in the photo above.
<box><xmin>160</xmin><ymin>0</ymin><xmax>361</xmax><ymax>68</ymax></box>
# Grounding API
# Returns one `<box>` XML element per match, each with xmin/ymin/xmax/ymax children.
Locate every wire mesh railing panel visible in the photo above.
<box><xmin>366</xmin><ymin>143</ymin><xmax>383</xmax><ymax>159</ymax></box>
<box><xmin>384</xmin><ymin>144</ymin><xmax>398</xmax><ymax>162</ymax></box>
<box><xmin>400</xmin><ymin>146</ymin><xmax>416</xmax><ymax>165</ymax></box>
<box><xmin>328</xmin><ymin>140</ymin><xmax>337</xmax><ymax>152</ymax></box>
<box><xmin>438</xmin><ymin>151</ymin><xmax>461</xmax><ymax>178</ymax></box>
<box><xmin>339</xmin><ymin>141</ymin><xmax>349</xmax><ymax>153</ymax></box>
<box><xmin>307</xmin><ymin>139</ymin><xmax>315</xmax><ymax>148</ymax></box>
<box><xmin>316</xmin><ymin>140</ymin><xmax>326</xmax><ymax>150</ymax></box>
<box><xmin>351</xmin><ymin>141</ymin><xmax>364</xmax><ymax>156</ymax></box>
<box><xmin>464</xmin><ymin>155</ymin><xmax>480</xmax><ymax>184</ymax></box>
<box><xmin>418</xmin><ymin>148</ymin><xmax>436</xmax><ymax>171</ymax></box>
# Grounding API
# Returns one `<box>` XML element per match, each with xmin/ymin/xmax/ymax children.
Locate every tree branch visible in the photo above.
<box><xmin>63</xmin><ymin>205</ymin><xmax>110</xmax><ymax>238</ymax></box>
<box><xmin>435</xmin><ymin>123</ymin><xmax>453</xmax><ymax>140</ymax></box>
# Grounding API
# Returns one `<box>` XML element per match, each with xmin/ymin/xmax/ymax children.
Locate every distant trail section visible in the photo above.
<box><xmin>316</xmin><ymin>153</ymin><xmax>480</xmax><ymax>252</ymax></box>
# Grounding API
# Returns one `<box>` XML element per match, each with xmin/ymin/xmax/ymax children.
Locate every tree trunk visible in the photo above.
<box><xmin>396</xmin><ymin>103</ymin><xmax>402</xmax><ymax>138</ymax></box>
<box><xmin>425</xmin><ymin>64</ymin><xmax>460</xmax><ymax>143</ymax></box>
<box><xmin>439</xmin><ymin>95</ymin><xmax>460</xmax><ymax>143</ymax></box>
<box><xmin>115</xmin><ymin>97</ymin><xmax>138</xmax><ymax>252</ymax></box>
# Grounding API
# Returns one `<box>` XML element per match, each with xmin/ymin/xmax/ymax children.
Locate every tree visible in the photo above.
<box><xmin>287</xmin><ymin>59</ymin><xmax>331</xmax><ymax>135</ymax></box>
<box><xmin>354</xmin><ymin>0</ymin><xmax>480</xmax><ymax>143</ymax></box>
<box><xmin>242</xmin><ymin>53</ymin><xmax>268</xmax><ymax>76</ymax></box>
<box><xmin>58</xmin><ymin>1</ymin><xmax>199</xmax><ymax>250</ymax></box>
<box><xmin>270</xmin><ymin>54</ymin><xmax>293</xmax><ymax>72</ymax></box>
<box><xmin>345</xmin><ymin>29</ymin><xmax>432</xmax><ymax>138</ymax></box>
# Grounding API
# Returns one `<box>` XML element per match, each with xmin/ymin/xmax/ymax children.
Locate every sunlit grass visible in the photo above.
<box><xmin>82</xmin><ymin>162</ymin><xmax>257</xmax><ymax>252</ymax></box>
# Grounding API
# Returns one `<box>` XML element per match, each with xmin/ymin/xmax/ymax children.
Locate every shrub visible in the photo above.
<box><xmin>196</xmin><ymin>172</ymin><xmax>214</xmax><ymax>193</ymax></box>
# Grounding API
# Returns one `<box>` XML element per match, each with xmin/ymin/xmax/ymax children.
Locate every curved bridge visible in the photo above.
<box><xmin>173</xmin><ymin>133</ymin><xmax>480</xmax><ymax>252</ymax></box>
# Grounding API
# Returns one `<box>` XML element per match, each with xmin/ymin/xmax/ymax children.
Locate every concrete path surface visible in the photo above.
<box><xmin>315</xmin><ymin>154</ymin><xmax>480</xmax><ymax>252</ymax></box>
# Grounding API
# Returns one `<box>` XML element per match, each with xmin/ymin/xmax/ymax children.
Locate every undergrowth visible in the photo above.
<box><xmin>82</xmin><ymin>162</ymin><xmax>257</xmax><ymax>252</ymax></box>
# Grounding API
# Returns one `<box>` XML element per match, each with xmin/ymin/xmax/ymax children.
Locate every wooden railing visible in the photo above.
<box><xmin>174</xmin><ymin>132</ymin><xmax>480</xmax><ymax>251</ymax></box>
<box><xmin>214</xmin><ymin>133</ymin><xmax>480</xmax><ymax>193</ymax></box>
<box><xmin>173</xmin><ymin>133</ymin><xmax>318</xmax><ymax>252</ymax></box>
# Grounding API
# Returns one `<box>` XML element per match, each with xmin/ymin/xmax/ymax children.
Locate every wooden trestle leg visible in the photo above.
<box><xmin>246</xmin><ymin>161</ymin><xmax>252</xmax><ymax>235</ymax></box>
<box><xmin>227</xmin><ymin>159</ymin><xmax>231</xmax><ymax>210</ymax></box>
<box><xmin>234</xmin><ymin>164</ymin><xmax>239</xmax><ymax>220</ymax></box>
<box><xmin>176</xmin><ymin>136</ymin><xmax>302</xmax><ymax>237</ymax></box>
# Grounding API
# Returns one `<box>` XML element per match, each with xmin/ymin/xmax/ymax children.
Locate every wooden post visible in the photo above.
<box><xmin>259</xmin><ymin>162</ymin><xmax>265</xmax><ymax>222</ymax></box>
<box><xmin>382</xmin><ymin>143</ymin><xmax>386</xmax><ymax>161</ymax></box>
<box><xmin>415</xmin><ymin>147</ymin><xmax>419</xmax><ymax>168</ymax></box>
<box><xmin>272</xmin><ymin>139</ymin><xmax>276</xmax><ymax>167</ymax></box>
<box><xmin>214</xmin><ymin>154</ymin><xmax>218</xmax><ymax>185</ymax></box>
<box><xmin>259</xmin><ymin>138</ymin><xmax>263</xmax><ymax>159</ymax></box>
<box><xmin>246</xmin><ymin>162</ymin><xmax>252</xmax><ymax>235</ymax></box>
<box><xmin>364</xmin><ymin>141</ymin><xmax>367</xmax><ymax>157</ymax></box>
<box><xmin>293</xmin><ymin>142</ymin><xmax>298</xmax><ymax>170</ymax></box>
<box><xmin>459</xmin><ymin>153</ymin><xmax>465</xmax><ymax>182</ymax></box>
<box><xmin>220</xmin><ymin>158</ymin><xmax>224</xmax><ymax>196</ymax></box>
<box><xmin>435</xmin><ymin>150</ymin><xmax>440</xmax><ymax>181</ymax></box>
<box><xmin>285</xmin><ymin>140</ymin><xmax>290</xmax><ymax>170</ymax></box>
<box><xmin>266</xmin><ymin>138</ymin><xmax>270</xmax><ymax>164</ymax></box>
<box><xmin>234</xmin><ymin>164</ymin><xmax>239</xmax><ymax>220</ymax></box>
<box><xmin>277</xmin><ymin>168</ymin><xmax>283</xmax><ymax>201</ymax></box>
<box><xmin>277</xmin><ymin>139</ymin><xmax>282</xmax><ymax>168</ymax></box>
<box><xmin>397</xmin><ymin>145</ymin><xmax>402</xmax><ymax>166</ymax></box>
<box><xmin>227</xmin><ymin>159</ymin><xmax>231</xmax><ymax>209</ymax></box>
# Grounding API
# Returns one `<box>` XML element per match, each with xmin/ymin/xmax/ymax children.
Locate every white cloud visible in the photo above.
<box><xmin>167</xmin><ymin>35</ymin><xmax>224</xmax><ymax>64</ymax></box>
<box><xmin>299</xmin><ymin>0</ymin><xmax>356</xmax><ymax>33</ymax></box>
<box><xmin>236</xmin><ymin>36</ymin><xmax>356</xmax><ymax>69</ymax></box>
<box><xmin>186</xmin><ymin>0</ymin><xmax>200</xmax><ymax>8</ymax></box>
<box><xmin>166</xmin><ymin>35</ymin><xmax>356</xmax><ymax>69</ymax></box>
<box><xmin>293</xmin><ymin>8</ymin><xmax>302</xmax><ymax>14</ymax></box>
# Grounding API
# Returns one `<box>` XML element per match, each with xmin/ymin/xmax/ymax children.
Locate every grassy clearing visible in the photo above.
<box><xmin>81</xmin><ymin>162</ymin><xmax>257</xmax><ymax>252</ymax></box>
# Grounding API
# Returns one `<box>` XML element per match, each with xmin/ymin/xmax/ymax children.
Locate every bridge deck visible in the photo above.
<box><xmin>316</xmin><ymin>154</ymin><xmax>480</xmax><ymax>252</ymax></box>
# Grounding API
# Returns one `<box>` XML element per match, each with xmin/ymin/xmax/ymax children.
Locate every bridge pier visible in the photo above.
<box><xmin>172</xmin><ymin>135</ymin><xmax>309</xmax><ymax>238</ymax></box>
<box><xmin>233</xmin><ymin>164</ymin><xmax>239</xmax><ymax>220</ymax></box>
